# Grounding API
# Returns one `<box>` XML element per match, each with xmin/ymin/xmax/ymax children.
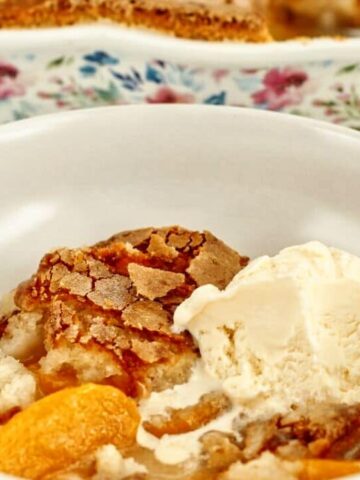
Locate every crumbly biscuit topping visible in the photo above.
<box><xmin>1</xmin><ymin>226</ymin><xmax>247</xmax><ymax>398</ymax></box>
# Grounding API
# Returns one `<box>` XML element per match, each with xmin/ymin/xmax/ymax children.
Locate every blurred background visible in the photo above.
<box><xmin>0</xmin><ymin>0</ymin><xmax>359</xmax><ymax>128</ymax></box>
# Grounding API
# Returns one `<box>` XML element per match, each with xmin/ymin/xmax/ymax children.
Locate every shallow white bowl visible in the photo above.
<box><xmin>1</xmin><ymin>25</ymin><xmax>360</xmax><ymax>128</ymax></box>
<box><xmin>1</xmin><ymin>105</ymin><xmax>360</xmax><ymax>479</ymax></box>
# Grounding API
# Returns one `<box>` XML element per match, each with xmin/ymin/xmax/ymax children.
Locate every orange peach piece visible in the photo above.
<box><xmin>0</xmin><ymin>383</ymin><xmax>139</xmax><ymax>479</ymax></box>
<box><xmin>301</xmin><ymin>459</ymin><xmax>360</xmax><ymax>480</ymax></box>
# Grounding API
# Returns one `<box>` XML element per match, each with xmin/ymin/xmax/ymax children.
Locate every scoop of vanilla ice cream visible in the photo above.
<box><xmin>174</xmin><ymin>242</ymin><xmax>360</xmax><ymax>417</ymax></box>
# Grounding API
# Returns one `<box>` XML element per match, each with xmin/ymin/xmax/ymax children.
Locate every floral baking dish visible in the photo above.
<box><xmin>0</xmin><ymin>25</ymin><xmax>360</xmax><ymax>128</ymax></box>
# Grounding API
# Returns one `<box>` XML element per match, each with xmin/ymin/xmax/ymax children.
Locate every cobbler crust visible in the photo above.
<box><xmin>0</xmin><ymin>0</ymin><xmax>271</xmax><ymax>42</ymax></box>
<box><xmin>1</xmin><ymin>226</ymin><xmax>247</xmax><ymax>398</ymax></box>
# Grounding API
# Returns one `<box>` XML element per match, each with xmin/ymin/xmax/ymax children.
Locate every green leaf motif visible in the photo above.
<box><xmin>289</xmin><ymin>109</ymin><xmax>307</xmax><ymax>117</ymax></box>
<box><xmin>47</xmin><ymin>57</ymin><xmax>65</xmax><ymax>69</ymax></box>
<box><xmin>94</xmin><ymin>82</ymin><xmax>120</xmax><ymax>102</ymax></box>
<box><xmin>337</xmin><ymin>64</ymin><xmax>358</xmax><ymax>75</ymax></box>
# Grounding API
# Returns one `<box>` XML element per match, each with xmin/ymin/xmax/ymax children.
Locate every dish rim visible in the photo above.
<box><xmin>1</xmin><ymin>24</ymin><xmax>360</xmax><ymax>67</ymax></box>
<box><xmin>1</xmin><ymin>104</ymin><xmax>360</xmax><ymax>140</ymax></box>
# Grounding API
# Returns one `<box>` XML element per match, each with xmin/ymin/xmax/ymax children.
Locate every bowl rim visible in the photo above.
<box><xmin>0</xmin><ymin>104</ymin><xmax>360</xmax><ymax>142</ymax></box>
<box><xmin>1</xmin><ymin>24</ymin><xmax>360</xmax><ymax>67</ymax></box>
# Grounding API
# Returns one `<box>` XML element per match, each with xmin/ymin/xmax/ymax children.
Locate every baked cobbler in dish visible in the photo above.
<box><xmin>0</xmin><ymin>0</ymin><xmax>359</xmax><ymax>40</ymax></box>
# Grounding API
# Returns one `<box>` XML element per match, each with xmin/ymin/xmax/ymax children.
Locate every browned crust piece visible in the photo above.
<box><xmin>192</xmin><ymin>403</ymin><xmax>360</xmax><ymax>480</ymax></box>
<box><xmin>266</xmin><ymin>0</ymin><xmax>360</xmax><ymax>39</ymax></box>
<box><xmin>237</xmin><ymin>403</ymin><xmax>360</xmax><ymax>462</ymax></box>
<box><xmin>2</xmin><ymin>226</ymin><xmax>248</xmax><ymax>398</ymax></box>
<box><xmin>0</xmin><ymin>0</ymin><xmax>272</xmax><ymax>42</ymax></box>
<box><xmin>143</xmin><ymin>391</ymin><xmax>231</xmax><ymax>437</ymax></box>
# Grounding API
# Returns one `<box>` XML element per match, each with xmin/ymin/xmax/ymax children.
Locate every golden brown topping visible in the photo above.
<box><xmin>167</xmin><ymin>230</ymin><xmax>193</xmax><ymax>249</ymax></box>
<box><xmin>147</xmin><ymin>233</ymin><xmax>178</xmax><ymax>259</ymax></box>
<box><xmin>187</xmin><ymin>232</ymin><xmax>248</xmax><ymax>289</ymax></box>
<box><xmin>7</xmin><ymin>226</ymin><xmax>247</xmax><ymax>398</ymax></box>
<box><xmin>101</xmin><ymin>227</ymin><xmax>154</xmax><ymax>247</ymax></box>
<box><xmin>128</xmin><ymin>264</ymin><xmax>185</xmax><ymax>300</ymax></box>
<box><xmin>131</xmin><ymin>338</ymin><xmax>169</xmax><ymax>364</ymax></box>
<box><xmin>143</xmin><ymin>391</ymin><xmax>231</xmax><ymax>437</ymax></box>
<box><xmin>0</xmin><ymin>0</ymin><xmax>272</xmax><ymax>43</ymax></box>
<box><xmin>87</xmin><ymin>276</ymin><xmax>134</xmax><ymax>310</ymax></box>
<box><xmin>59</xmin><ymin>272</ymin><xmax>92</xmax><ymax>297</ymax></box>
<box><xmin>123</xmin><ymin>301</ymin><xmax>171</xmax><ymax>334</ymax></box>
<box><xmin>87</xmin><ymin>258</ymin><xmax>112</xmax><ymax>279</ymax></box>
<box><xmin>50</xmin><ymin>263</ymin><xmax>71</xmax><ymax>293</ymax></box>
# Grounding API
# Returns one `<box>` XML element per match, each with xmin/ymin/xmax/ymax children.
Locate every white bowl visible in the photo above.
<box><xmin>1</xmin><ymin>105</ymin><xmax>360</xmax><ymax>479</ymax></box>
<box><xmin>1</xmin><ymin>25</ymin><xmax>360</xmax><ymax>128</ymax></box>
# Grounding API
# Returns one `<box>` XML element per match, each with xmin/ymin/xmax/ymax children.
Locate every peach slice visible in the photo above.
<box><xmin>301</xmin><ymin>459</ymin><xmax>360</xmax><ymax>480</ymax></box>
<box><xmin>0</xmin><ymin>383</ymin><xmax>139</xmax><ymax>479</ymax></box>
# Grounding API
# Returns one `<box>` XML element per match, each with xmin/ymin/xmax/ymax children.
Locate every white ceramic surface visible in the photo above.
<box><xmin>1</xmin><ymin>105</ymin><xmax>360</xmax><ymax>479</ymax></box>
<box><xmin>1</xmin><ymin>25</ymin><xmax>360</xmax><ymax>127</ymax></box>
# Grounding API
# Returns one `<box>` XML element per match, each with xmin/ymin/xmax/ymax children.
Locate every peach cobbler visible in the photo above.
<box><xmin>2</xmin><ymin>227</ymin><xmax>360</xmax><ymax>480</ymax></box>
<box><xmin>0</xmin><ymin>0</ymin><xmax>359</xmax><ymax>41</ymax></box>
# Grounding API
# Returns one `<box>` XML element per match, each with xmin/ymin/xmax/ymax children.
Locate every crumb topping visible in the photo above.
<box><xmin>4</xmin><ymin>226</ymin><xmax>246</xmax><ymax>397</ymax></box>
<box><xmin>128</xmin><ymin>264</ymin><xmax>185</xmax><ymax>301</ymax></box>
<box><xmin>187</xmin><ymin>232</ymin><xmax>248</xmax><ymax>289</ymax></box>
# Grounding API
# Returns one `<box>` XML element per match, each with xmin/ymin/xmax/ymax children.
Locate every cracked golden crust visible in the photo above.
<box><xmin>87</xmin><ymin>275</ymin><xmax>134</xmax><ymax>310</ymax></box>
<box><xmin>122</xmin><ymin>301</ymin><xmax>172</xmax><ymax>334</ymax></box>
<box><xmin>0</xmin><ymin>0</ymin><xmax>272</xmax><ymax>42</ymax></box>
<box><xmin>8</xmin><ymin>226</ymin><xmax>247</xmax><ymax>398</ymax></box>
<box><xmin>147</xmin><ymin>234</ymin><xmax>179</xmax><ymax>259</ymax></box>
<box><xmin>187</xmin><ymin>231</ymin><xmax>248</xmax><ymax>289</ymax></box>
<box><xmin>128</xmin><ymin>264</ymin><xmax>185</xmax><ymax>301</ymax></box>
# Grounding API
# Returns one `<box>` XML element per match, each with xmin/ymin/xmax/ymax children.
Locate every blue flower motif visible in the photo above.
<box><xmin>146</xmin><ymin>65</ymin><xmax>164</xmax><ymax>84</ymax></box>
<box><xmin>83</xmin><ymin>51</ymin><xmax>119</xmax><ymax>66</ymax></box>
<box><xmin>204</xmin><ymin>91</ymin><xmax>226</xmax><ymax>105</ymax></box>
<box><xmin>79</xmin><ymin>64</ymin><xmax>97</xmax><ymax>77</ymax></box>
<box><xmin>111</xmin><ymin>68</ymin><xmax>143</xmax><ymax>91</ymax></box>
<box><xmin>235</xmin><ymin>76</ymin><xmax>262</xmax><ymax>93</ymax></box>
<box><xmin>322</xmin><ymin>60</ymin><xmax>333</xmax><ymax>68</ymax></box>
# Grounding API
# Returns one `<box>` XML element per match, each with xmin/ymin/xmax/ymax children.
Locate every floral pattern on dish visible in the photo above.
<box><xmin>251</xmin><ymin>68</ymin><xmax>309</xmax><ymax>110</ymax></box>
<box><xmin>0</xmin><ymin>62</ymin><xmax>26</xmax><ymax>100</ymax></box>
<box><xmin>0</xmin><ymin>51</ymin><xmax>360</xmax><ymax>129</ymax></box>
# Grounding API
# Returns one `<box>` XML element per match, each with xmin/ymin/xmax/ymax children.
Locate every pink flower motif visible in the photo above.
<box><xmin>338</xmin><ymin>93</ymin><xmax>351</xmax><ymax>102</ymax></box>
<box><xmin>0</xmin><ymin>61</ymin><xmax>26</xmax><ymax>100</ymax></box>
<box><xmin>56</xmin><ymin>100</ymin><xmax>68</xmax><ymax>108</ymax></box>
<box><xmin>213</xmin><ymin>69</ymin><xmax>229</xmax><ymax>83</ymax></box>
<box><xmin>146</xmin><ymin>86</ymin><xmax>194</xmax><ymax>104</ymax></box>
<box><xmin>325</xmin><ymin>107</ymin><xmax>337</xmax><ymax>116</ymax></box>
<box><xmin>252</xmin><ymin>68</ymin><xmax>309</xmax><ymax>110</ymax></box>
